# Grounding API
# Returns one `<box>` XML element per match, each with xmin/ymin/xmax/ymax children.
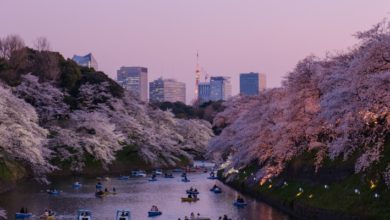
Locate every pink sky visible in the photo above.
<box><xmin>1</xmin><ymin>1</ymin><xmax>389</xmax><ymax>103</ymax></box>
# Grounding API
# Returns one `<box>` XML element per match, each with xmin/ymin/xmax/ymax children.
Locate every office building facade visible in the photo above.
<box><xmin>240</xmin><ymin>72</ymin><xmax>266</xmax><ymax>96</ymax></box>
<box><xmin>198</xmin><ymin>82</ymin><xmax>211</xmax><ymax>104</ymax></box>
<box><xmin>210</xmin><ymin>76</ymin><xmax>232</xmax><ymax>101</ymax></box>
<box><xmin>149</xmin><ymin>78</ymin><xmax>186</xmax><ymax>103</ymax></box>
<box><xmin>198</xmin><ymin>76</ymin><xmax>231</xmax><ymax>103</ymax></box>
<box><xmin>72</xmin><ymin>53</ymin><xmax>98</xmax><ymax>70</ymax></box>
<box><xmin>117</xmin><ymin>66</ymin><xmax>148</xmax><ymax>102</ymax></box>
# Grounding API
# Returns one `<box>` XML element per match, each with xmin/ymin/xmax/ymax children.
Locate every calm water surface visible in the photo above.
<box><xmin>0</xmin><ymin>172</ymin><xmax>289</xmax><ymax>220</ymax></box>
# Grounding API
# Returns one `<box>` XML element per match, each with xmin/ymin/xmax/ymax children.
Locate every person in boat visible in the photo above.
<box><xmin>104</xmin><ymin>188</ymin><xmax>109</xmax><ymax>193</ymax></box>
<box><xmin>187</xmin><ymin>193</ymin><xmax>193</xmax><ymax>199</ymax></box>
<box><xmin>150</xmin><ymin>205</ymin><xmax>159</xmax><ymax>212</ymax></box>
<box><xmin>20</xmin><ymin>207</ymin><xmax>26</xmax><ymax>213</ymax></box>
<box><xmin>236</xmin><ymin>196</ymin><xmax>245</xmax><ymax>203</ymax></box>
<box><xmin>194</xmin><ymin>188</ymin><xmax>198</xmax><ymax>193</ymax></box>
<box><xmin>223</xmin><ymin>215</ymin><xmax>229</xmax><ymax>220</ymax></box>
<box><xmin>113</xmin><ymin>187</ymin><xmax>116</xmax><ymax>193</ymax></box>
<box><xmin>189</xmin><ymin>187</ymin><xmax>193</xmax><ymax>191</ymax></box>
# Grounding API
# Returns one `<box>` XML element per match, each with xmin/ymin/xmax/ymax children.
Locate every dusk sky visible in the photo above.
<box><xmin>1</xmin><ymin>1</ymin><xmax>390</xmax><ymax>103</ymax></box>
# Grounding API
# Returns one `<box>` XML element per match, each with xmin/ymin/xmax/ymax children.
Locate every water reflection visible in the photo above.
<box><xmin>0</xmin><ymin>172</ymin><xmax>289</xmax><ymax>220</ymax></box>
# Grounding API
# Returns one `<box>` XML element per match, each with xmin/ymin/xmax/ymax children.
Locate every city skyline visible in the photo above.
<box><xmin>1</xmin><ymin>1</ymin><xmax>389</xmax><ymax>102</ymax></box>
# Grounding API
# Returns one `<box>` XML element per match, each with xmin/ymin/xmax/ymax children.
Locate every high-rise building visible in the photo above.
<box><xmin>117</xmin><ymin>66</ymin><xmax>148</xmax><ymax>102</ymax></box>
<box><xmin>210</xmin><ymin>76</ymin><xmax>232</xmax><ymax>101</ymax></box>
<box><xmin>198</xmin><ymin>82</ymin><xmax>211</xmax><ymax>103</ymax></box>
<box><xmin>72</xmin><ymin>53</ymin><xmax>98</xmax><ymax>70</ymax></box>
<box><xmin>149</xmin><ymin>78</ymin><xmax>186</xmax><ymax>103</ymax></box>
<box><xmin>240</xmin><ymin>72</ymin><xmax>266</xmax><ymax>96</ymax></box>
<box><xmin>198</xmin><ymin>76</ymin><xmax>231</xmax><ymax>103</ymax></box>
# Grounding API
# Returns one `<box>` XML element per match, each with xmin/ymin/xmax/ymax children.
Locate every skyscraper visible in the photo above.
<box><xmin>240</xmin><ymin>72</ymin><xmax>266</xmax><ymax>96</ymax></box>
<box><xmin>149</xmin><ymin>78</ymin><xmax>186</xmax><ymax>103</ymax></box>
<box><xmin>198</xmin><ymin>76</ymin><xmax>231</xmax><ymax>104</ymax></box>
<box><xmin>72</xmin><ymin>53</ymin><xmax>98</xmax><ymax>70</ymax></box>
<box><xmin>117</xmin><ymin>66</ymin><xmax>148</xmax><ymax>102</ymax></box>
<box><xmin>198</xmin><ymin>82</ymin><xmax>211</xmax><ymax>104</ymax></box>
<box><xmin>210</xmin><ymin>76</ymin><xmax>232</xmax><ymax>101</ymax></box>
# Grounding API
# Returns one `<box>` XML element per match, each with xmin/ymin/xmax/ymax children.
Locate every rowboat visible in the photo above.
<box><xmin>148</xmin><ymin>211</ymin><xmax>162</xmax><ymax>217</ymax></box>
<box><xmin>115</xmin><ymin>210</ymin><xmax>130</xmax><ymax>220</ymax></box>
<box><xmin>181</xmin><ymin>197</ymin><xmax>199</xmax><ymax>202</ymax></box>
<box><xmin>77</xmin><ymin>209</ymin><xmax>92</xmax><ymax>220</ymax></box>
<box><xmin>15</xmin><ymin>213</ymin><xmax>32</xmax><ymax>219</ymax></box>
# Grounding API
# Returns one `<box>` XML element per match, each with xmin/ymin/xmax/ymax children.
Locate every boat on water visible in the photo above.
<box><xmin>181</xmin><ymin>197</ymin><xmax>199</xmax><ymax>202</ymax></box>
<box><xmin>186</xmin><ymin>190</ymin><xmax>199</xmax><ymax>195</ymax></box>
<box><xmin>73</xmin><ymin>182</ymin><xmax>82</xmax><ymax>188</ymax></box>
<box><xmin>131</xmin><ymin>170</ymin><xmax>147</xmax><ymax>177</ymax></box>
<box><xmin>95</xmin><ymin>191</ymin><xmax>108</xmax><ymax>198</ymax></box>
<box><xmin>233</xmin><ymin>201</ymin><xmax>247</xmax><ymax>207</ymax></box>
<box><xmin>210</xmin><ymin>186</ymin><xmax>222</xmax><ymax>193</ymax></box>
<box><xmin>115</xmin><ymin>210</ymin><xmax>130</xmax><ymax>220</ymax></box>
<box><xmin>77</xmin><ymin>209</ymin><xmax>92</xmax><ymax>220</ymax></box>
<box><xmin>39</xmin><ymin>211</ymin><xmax>56</xmax><ymax>220</ymax></box>
<box><xmin>213</xmin><ymin>188</ymin><xmax>222</xmax><ymax>193</ymax></box>
<box><xmin>148</xmin><ymin>211</ymin><xmax>162</xmax><ymax>217</ymax></box>
<box><xmin>207</xmin><ymin>171</ymin><xmax>217</xmax><ymax>179</ymax></box>
<box><xmin>46</xmin><ymin>189</ymin><xmax>60</xmax><ymax>195</ymax></box>
<box><xmin>119</xmin><ymin>176</ymin><xmax>130</xmax><ymax>180</ymax></box>
<box><xmin>15</xmin><ymin>212</ymin><xmax>33</xmax><ymax>219</ymax></box>
<box><xmin>149</xmin><ymin>174</ymin><xmax>158</xmax><ymax>181</ymax></box>
<box><xmin>181</xmin><ymin>178</ymin><xmax>190</xmax><ymax>182</ymax></box>
<box><xmin>154</xmin><ymin>169</ymin><xmax>163</xmax><ymax>175</ymax></box>
<box><xmin>164</xmin><ymin>173</ymin><xmax>174</xmax><ymax>178</ymax></box>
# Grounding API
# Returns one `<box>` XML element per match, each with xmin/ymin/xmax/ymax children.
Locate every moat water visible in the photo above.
<box><xmin>0</xmin><ymin>172</ymin><xmax>289</xmax><ymax>220</ymax></box>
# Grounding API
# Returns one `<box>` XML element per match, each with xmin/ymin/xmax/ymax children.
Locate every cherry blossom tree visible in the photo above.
<box><xmin>0</xmin><ymin>83</ymin><xmax>51</xmax><ymax>175</ymax></box>
<box><xmin>209</xmin><ymin>21</ymin><xmax>390</xmax><ymax>185</ymax></box>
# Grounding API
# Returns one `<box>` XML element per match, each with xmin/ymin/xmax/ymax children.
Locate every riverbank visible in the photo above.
<box><xmin>219</xmin><ymin>149</ymin><xmax>390</xmax><ymax>220</ymax></box>
<box><xmin>222</xmin><ymin>177</ymin><xmax>361</xmax><ymax>220</ymax></box>
<box><xmin>0</xmin><ymin>149</ymin><xmax>192</xmax><ymax>194</ymax></box>
<box><xmin>0</xmin><ymin>159</ymin><xmax>29</xmax><ymax>194</ymax></box>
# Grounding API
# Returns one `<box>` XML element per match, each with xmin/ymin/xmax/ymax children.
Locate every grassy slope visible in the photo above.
<box><xmin>224</xmin><ymin>142</ymin><xmax>390</xmax><ymax>219</ymax></box>
<box><xmin>0</xmin><ymin>159</ymin><xmax>27</xmax><ymax>193</ymax></box>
